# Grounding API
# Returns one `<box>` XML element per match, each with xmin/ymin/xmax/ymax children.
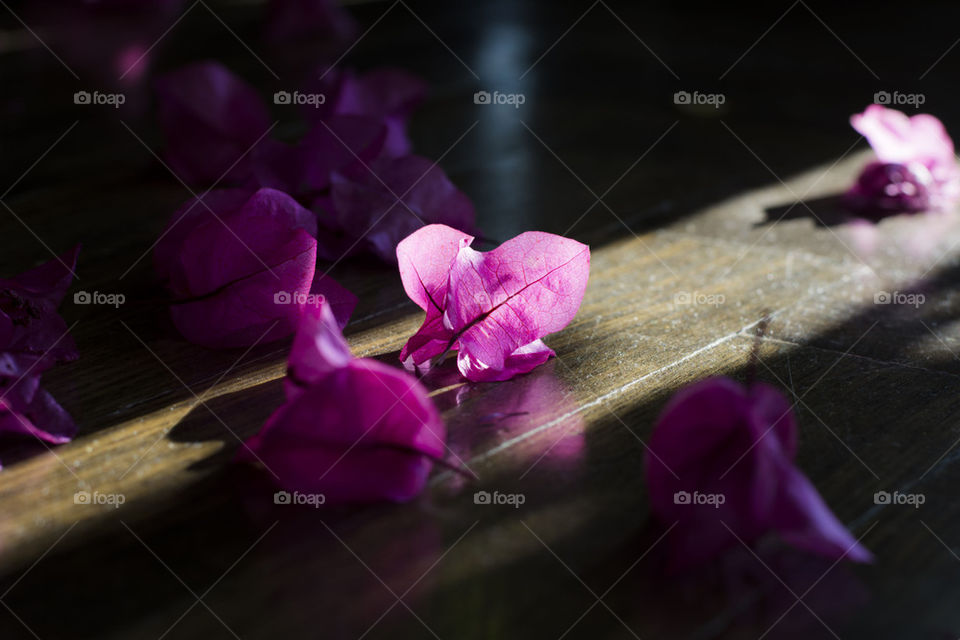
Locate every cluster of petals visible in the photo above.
<box><xmin>844</xmin><ymin>104</ymin><xmax>960</xmax><ymax>216</ymax></box>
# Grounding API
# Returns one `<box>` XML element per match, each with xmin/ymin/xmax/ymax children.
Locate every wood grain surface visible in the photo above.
<box><xmin>2</xmin><ymin>1</ymin><xmax>960</xmax><ymax>638</ymax></box>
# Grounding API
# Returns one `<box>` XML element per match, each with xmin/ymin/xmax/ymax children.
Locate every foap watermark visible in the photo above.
<box><xmin>274</xmin><ymin>490</ymin><xmax>326</xmax><ymax>508</ymax></box>
<box><xmin>874</xmin><ymin>490</ymin><xmax>925</xmax><ymax>508</ymax></box>
<box><xmin>274</xmin><ymin>90</ymin><xmax>326</xmax><ymax>108</ymax></box>
<box><xmin>674</xmin><ymin>291</ymin><xmax>725</xmax><ymax>308</ymax></box>
<box><xmin>74</xmin><ymin>490</ymin><xmax>126</xmax><ymax>508</ymax></box>
<box><xmin>74</xmin><ymin>291</ymin><xmax>125</xmax><ymax>308</ymax></box>
<box><xmin>74</xmin><ymin>90</ymin><xmax>125</xmax><ymax>108</ymax></box>
<box><xmin>473</xmin><ymin>490</ymin><xmax>525</xmax><ymax>508</ymax></box>
<box><xmin>674</xmin><ymin>90</ymin><xmax>725</xmax><ymax>109</ymax></box>
<box><xmin>474</xmin><ymin>90</ymin><xmax>525</xmax><ymax>108</ymax></box>
<box><xmin>274</xmin><ymin>291</ymin><xmax>324</xmax><ymax>305</ymax></box>
<box><xmin>874</xmin><ymin>290</ymin><xmax>924</xmax><ymax>308</ymax></box>
<box><xmin>673</xmin><ymin>490</ymin><xmax>726</xmax><ymax>508</ymax></box>
<box><xmin>874</xmin><ymin>91</ymin><xmax>925</xmax><ymax>108</ymax></box>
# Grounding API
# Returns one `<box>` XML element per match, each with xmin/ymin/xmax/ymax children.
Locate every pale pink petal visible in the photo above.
<box><xmin>445</xmin><ymin>231</ymin><xmax>589</xmax><ymax>378</ymax></box>
<box><xmin>456</xmin><ymin>339</ymin><xmax>555</xmax><ymax>382</ymax></box>
<box><xmin>396</xmin><ymin>224</ymin><xmax>474</xmax><ymax>313</ymax></box>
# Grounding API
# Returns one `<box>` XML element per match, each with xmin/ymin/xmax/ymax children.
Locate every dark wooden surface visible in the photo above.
<box><xmin>2</xmin><ymin>1</ymin><xmax>960</xmax><ymax>638</ymax></box>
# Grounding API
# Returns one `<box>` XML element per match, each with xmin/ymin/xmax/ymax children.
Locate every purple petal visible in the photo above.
<box><xmin>773</xmin><ymin>465</ymin><xmax>874</xmax><ymax>564</ymax></box>
<box><xmin>400</xmin><ymin>310</ymin><xmax>453</xmax><ymax>371</ymax></box>
<box><xmin>297</xmin><ymin>116</ymin><xmax>387</xmax><ymax>195</ymax></box>
<box><xmin>155</xmin><ymin>61</ymin><xmax>272</xmax><ymax>186</ymax></box>
<box><xmin>645</xmin><ymin>377</ymin><xmax>870</xmax><ymax>569</ymax></box>
<box><xmin>263</xmin><ymin>0</ymin><xmax>357</xmax><ymax>46</ymax></box>
<box><xmin>0</xmin><ymin>245</ymin><xmax>81</xmax><ymax>367</ymax></box>
<box><xmin>157</xmin><ymin>188</ymin><xmax>355</xmax><ymax>348</ymax></box>
<box><xmin>169</xmin><ymin>227</ymin><xmax>317</xmax><ymax>348</ymax></box>
<box><xmin>329</xmin><ymin>155</ymin><xmax>476</xmax><ymax>262</ymax></box>
<box><xmin>843</xmin><ymin>161</ymin><xmax>932</xmax><ymax>217</ymax></box>
<box><xmin>304</xmin><ymin>67</ymin><xmax>427</xmax><ymax>156</ymax></box>
<box><xmin>286</xmin><ymin>301</ymin><xmax>354</xmax><ymax>396</ymax></box>
<box><xmin>242</xmin><ymin>359</ymin><xmax>445</xmax><ymax>504</ymax></box>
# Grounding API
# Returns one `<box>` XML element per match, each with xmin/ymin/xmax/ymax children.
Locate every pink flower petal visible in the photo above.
<box><xmin>397</xmin><ymin>223</ymin><xmax>474</xmax><ymax>314</ymax></box>
<box><xmin>847</xmin><ymin>105</ymin><xmax>960</xmax><ymax>214</ymax></box>
<box><xmin>456</xmin><ymin>339</ymin><xmax>555</xmax><ymax>383</ymax></box>
<box><xmin>399</xmin><ymin>310</ymin><xmax>452</xmax><ymax>371</ymax></box>
<box><xmin>397</xmin><ymin>225</ymin><xmax>589</xmax><ymax>382</ymax></box>
<box><xmin>240</xmin><ymin>302</ymin><xmax>446</xmax><ymax>504</ymax></box>
<box><xmin>852</xmin><ymin>104</ymin><xmax>954</xmax><ymax>167</ymax></box>
<box><xmin>444</xmin><ymin>231</ymin><xmax>589</xmax><ymax>379</ymax></box>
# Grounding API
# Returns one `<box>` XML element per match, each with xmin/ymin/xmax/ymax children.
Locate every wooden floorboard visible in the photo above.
<box><xmin>3</xmin><ymin>1</ymin><xmax>960</xmax><ymax>638</ymax></box>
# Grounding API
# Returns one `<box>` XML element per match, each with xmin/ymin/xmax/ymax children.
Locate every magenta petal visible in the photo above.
<box><xmin>245</xmin><ymin>358</ymin><xmax>445</xmax><ymax>503</ymax></box>
<box><xmin>240</xmin><ymin>299</ymin><xmax>446</xmax><ymax>503</ymax></box>
<box><xmin>169</xmin><ymin>228</ymin><xmax>316</xmax><ymax>348</ymax></box>
<box><xmin>399</xmin><ymin>310</ymin><xmax>454</xmax><ymax>371</ymax></box>
<box><xmin>847</xmin><ymin>105</ymin><xmax>960</xmax><ymax>214</ymax></box>
<box><xmin>310</xmin><ymin>272</ymin><xmax>357</xmax><ymax>329</ymax></box>
<box><xmin>153</xmin><ymin>189</ymin><xmax>253</xmax><ymax>287</ymax></box>
<box><xmin>172</xmin><ymin>193</ymin><xmax>315</xmax><ymax>297</ymax></box>
<box><xmin>844</xmin><ymin>161</ymin><xmax>933</xmax><ymax>216</ymax></box>
<box><xmin>457</xmin><ymin>339</ymin><xmax>554</xmax><ymax>382</ymax></box>
<box><xmin>445</xmin><ymin>231</ymin><xmax>590</xmax><ymax>379</ymax></box>
<box><xmin>285</xmin><ymin>301</ymin><xmax>353</xmax><ymax>396</ymax></box>
<box><xmin>329</xmin><ymin>155</ymin><xmax>476</xmax><ymax>262</ymax></box>
<box><xmin>396</xmin><ymin>225</ymin><xmax>588</xmax><ymax>381</ymax></box>
<box><xmin>157</xmin><ymin>188</ymin><xmax>354</xmax><ymax>348</ymax></box>
<box><xmin>645</xmin><ymin>378</ymin><xmax>780</xmax><ymax>541</ymax></box>
<box><xmin>155</xmin><ymin>61</ymin><xmax>272</xmax><ymax>186</ymax></box>
<box><xmin>397</xmin><ymin>224</ymin><xmax>474</xmax><ymax>314</ymax></box>
<box><xmin>297</xmin><ymin>116</ymin><xmax>387</xmax><ymax>194</ymax></box>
